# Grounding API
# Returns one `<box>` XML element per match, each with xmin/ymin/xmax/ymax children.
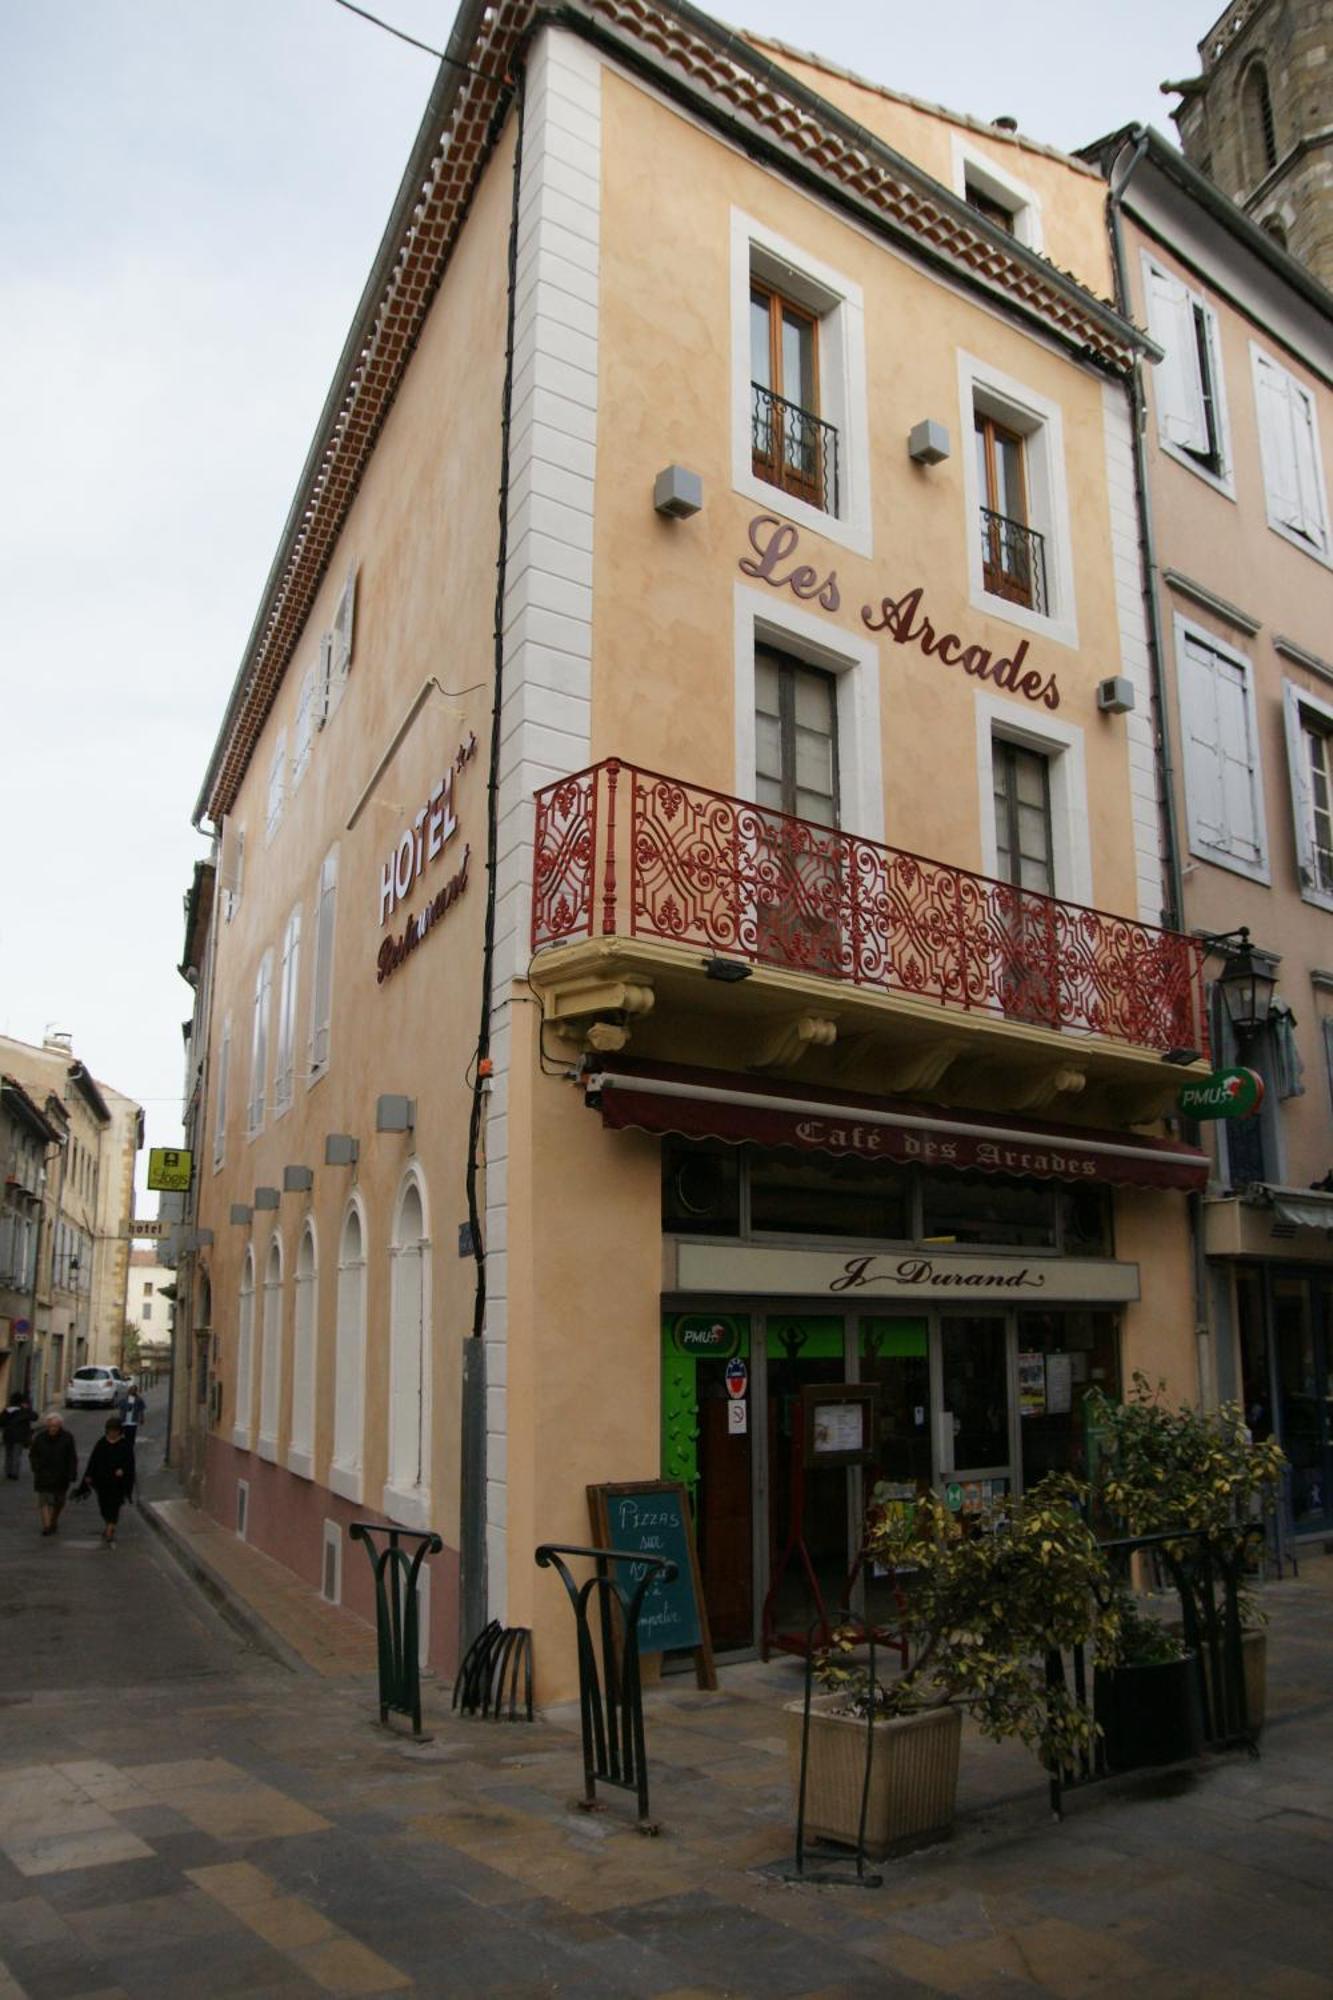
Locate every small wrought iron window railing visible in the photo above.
<box><xmin>752</xmin><ymin>382</ymin><xmax>840</xmax><ymax>515</ymax></box>
<box><xmin>980</xmin><ymin>505</ymin><xmax>1048</xmax><ymax>614</ymax></box>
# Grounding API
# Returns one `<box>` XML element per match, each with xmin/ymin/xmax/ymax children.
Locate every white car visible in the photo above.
<box><xmin>65</xmin><ymin>1365</ymin><xmax>130</xmax><ymax>1410</ymax></box>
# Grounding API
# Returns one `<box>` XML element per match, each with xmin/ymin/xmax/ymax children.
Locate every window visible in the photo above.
<box><xmin>1282</xmin><ymin>682</ymin><xmax>1333</xmax><ymax>907</ymax></box>
<box><xmin>247</xmin><ymin>951</ymin><xmax>273</xmax><ymax>1136</ymax></box>
<box><xmin>308</xmin><ymin>848</ymin><xmax>338</xmax><ymax>1083</ymax></box>
<box><xmin>289</xmin><ymin>1223</ymin><xmax>317</xmax><ymax>1479</ymax></box>
<box><xmin>331</xmin><ymin>1200</ymin><xmax>366</xmax><ymax>1504</ymax></box>
<box><xmin>1142</xmin><ymin>258</ymin><xmax>1230</xmax><ymax>488</ymax></box>
<box><xmin>292</xmin><ymin>664</ymin><xmax>317</xmax><ymax>789</ymax></box>
<box><xmin>974</xmin><ymin>412</ymin><xmax>1044</xmax><ymax>611</ymax></box>
<box><xmin>754</xmin><ymin>647</ymin><xmax>839</xmax><ymax>824</ymax></box>
<box><xmin>143</xmin><ymin>1281</ymin><xmax>152</xmax><ymax>1297</ymax></box>
<box><xmin>213</xmin><ymin>1013</ymin><xmax>231</xmax><ymax>1168</ymax></box>
<box><xmin>1176</xmin><ymin>619</ymin><xmax>1269</xmax><ymax>880</ymax></box>
<box><xmin>750</xmin><ymin>281</ymin><xmax>834</xmax><ymax>512</ymax></box>
<box><xmin>219</xmin><ymin>817</ymin><xmax>244</xmax><ymax>922</ymax></box>
<box><xmin>1242</xmin><ymin>61</ymin><xmax>1277</xmax><ymax>180</ymax></box>
<box><xmin>1251</xmin><ymin>347</ymin><xmax>1330</xmax><ymax>561</ymax></box>
<box><xmin>965</xmin><ymin>181</ymin><xmax>1015</xmax><ymax>233</ymax></box>
<box><xmin>265</xmin><ymin>730</ymin><xmax>287</xmax><ymax>845</ymax></box>
<box><xmin>326</xmin><ymin>570</ymin><xmax>358</xmax><ymax>719</ymax></box>
<box><xmin>273</xmin><ymin>905</ymin><xmax>302</xmax><ymax>1116</ymax></box>
<box><xmin>993</xmin><ymin>740</ymin><xmax>1054</xmax><ymax>892</ymax></box>
<box><xmin>385</xmin><ymin>1173</ymin><xmax>431</xmax><ymax>1530</ymax></box>
<box><xmin>258</xmin><ymin>1235</ymin><xmax>282</xmax><ymax>1460</ymax></box>
<box><xmin>951</xmin><ymin>138</ymin><xmax>1042</xmax><ymax>250</ymax></box>
<box><xmin>730</xmin><ymin>212</ymin><xmax>871</xmax><ymax>555</ymax></box>
<box><xmin>959</xmin><ymin>354</ymin><xmax>1076</xmax><ymax>645</ymax></box>
<box><xmin>233</xmin><ymin>1250</ymin><xmax>255</xmax><ymax>1449</ymax></box>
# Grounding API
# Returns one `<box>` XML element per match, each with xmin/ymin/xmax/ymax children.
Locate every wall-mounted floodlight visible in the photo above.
<box><xmin>324</xmin><ymin>1134</ymin><xmax>360</xmax><ymax>1166</ymax></box>
<box><xmin>654</xmin><ymin>465</ymin><xmax>703</xmax><ymax>518</ymax></box>
<box><xmin>376</xmin><ymin>1095</ymin><xmax>416</xmax><ymax>1133</ymax></box>
<box><xmin>908</xmin><ymin>420</ymin><xmax>951</xmax><ymax>465</ymax></box>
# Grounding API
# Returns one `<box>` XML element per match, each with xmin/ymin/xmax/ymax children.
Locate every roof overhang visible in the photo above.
<box><xmin>1</xmin><ymin>1075</ymin><xmax>63</xmax><ymax>1147</ymax></box>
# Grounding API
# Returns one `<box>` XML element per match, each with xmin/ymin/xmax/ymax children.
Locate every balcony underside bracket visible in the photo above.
<box><xmin>748</xmin><ymin>1014</ymin><xmax>839</xmax><ymax>1072</ymax></box>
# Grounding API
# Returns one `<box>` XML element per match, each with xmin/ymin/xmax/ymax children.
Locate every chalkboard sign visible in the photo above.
<box><xmin>588</xmin><ymin>1480</ymin><xmax>717</xmax><ymax>1690</ymax></box>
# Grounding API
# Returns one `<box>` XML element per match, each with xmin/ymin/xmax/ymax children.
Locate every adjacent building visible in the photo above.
<box><xmin>1082</xmin><ymin>125</ymin><xmax>1333</xmax><ymax>1532</ymax></box>
<box><xmin>179</xmin><ymin>0</ymin><xmax>1230</xmax><ymax>1698</ymax></box>
<box><xmin>0</xmin><ymin>1033</ymin><xmax>142</xmax><ymax>1406</ymax></box>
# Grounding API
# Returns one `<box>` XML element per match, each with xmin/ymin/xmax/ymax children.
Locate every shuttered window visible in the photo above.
<box><xmin>273</xmin><ymin>905</ymin><xmax>302</xmax><ymax>1114</ymax></box>
<box><xmin>308</xmin><ymin>847</ymin><xmax>338</xmax><ymax>1083</ymax></box>
<box><xmin>247</xmin><ymin>951</ymin><xmax>273</xmax><ymax>1137</ymax></box>
<box><xmin>1252</xmin><ymin>348</ymin><xmax>1329</xmax><ymax>557</ymax></box>
<box><xmin>1143</xmin><ymin>259</ymin><xmax>1227</xmax><ymax>481</ymax></box>
<box><xmin>1282</xmin><ymin>681</ymin><xmax>1333</xmax><ymax>907</ymax></box>
<box><xmin>1178</xmin><ymin>623</ymin><xmax>1268</xmax><ymax>879</ymax></box>
<box><xmin>292</xmin><ymin>666</ymin><xmax>316</xmax><ymax>788</ymax></box>
<box><xmin>213</xmin><ymin>1014</ymin><xmax>231</xmax><ymax>1168</ymax></box>
<box><xmin>265</xmin><ymin>731</ymin><xmax>287</xmax><ymax>845</ymax></box>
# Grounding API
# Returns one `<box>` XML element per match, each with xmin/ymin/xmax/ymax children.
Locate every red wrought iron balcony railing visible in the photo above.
<box><xmin>530</xmin><ymin>761</ymin><xmax>1210</xmax><ymax>1060</ymax></box>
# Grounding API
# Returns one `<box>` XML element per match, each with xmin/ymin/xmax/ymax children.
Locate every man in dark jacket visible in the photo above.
<box><xmin>29</xmin><ymin>1413</ymin><xmax>78</xmax><ymax>1536</ymax></box>
<box><xmin>77</xmin><ymin>1417</ymin><xmax>135</xmax><ymax>1548</ymax></box>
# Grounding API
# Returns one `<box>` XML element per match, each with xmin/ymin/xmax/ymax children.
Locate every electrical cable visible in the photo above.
<box><xmin>329</xmin><ymin>0</ymin><xmax>510</xmax><ymax>82</ymax></box>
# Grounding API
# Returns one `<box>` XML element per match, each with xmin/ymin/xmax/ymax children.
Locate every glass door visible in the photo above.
<box><xmin>1274</xmin><ymin>1275</ymin><xmax>1333</xmax><ymax>1530</ymax></box>
<box><xmin>934</xmin><ymin>1314</ymin><xmax>1015</xmax><ymax>1513</ymax></box>
<box><xmin>763</xmin><ymin>1315</ymin><xmax>851</xmax><ymax>1644</ymax></box>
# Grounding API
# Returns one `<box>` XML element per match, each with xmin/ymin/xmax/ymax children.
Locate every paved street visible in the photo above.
<box><xmin>1</xmin><ymin>1402</ymin><xmax>1332</xmax><ymax>1997</ymax></box>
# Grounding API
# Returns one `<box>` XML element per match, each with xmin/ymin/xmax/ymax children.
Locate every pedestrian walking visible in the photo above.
<box><xmin>120</xmin><ymin>1385</ymin><xmax>146</xmax><ymax>1454</ymax></box>
<box><xmin>2</xmin><ymin>1390</ymin><xmax>34</xmax><ymax>1479</ymax></box>
<box><xmin>76</xmin><ymin>1416</ymin><xmax>136</xmax><ymax>1548</ymax></box>
<box><xmin>29</xmin><ymin>1413</ymin><xmax>78</xmax><ymax>1536</ymax></box>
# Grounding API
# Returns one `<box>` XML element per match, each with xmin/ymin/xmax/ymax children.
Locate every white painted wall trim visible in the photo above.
<box><xmin>973</xmin><ymin>692</ymin><xmax>1092</xmax><ymax>907</ymax></box>
<box><xmin>1101</xmin><ymin>383</ymin><xmax>1165</xmax><ymax>927</ymax></box>
<box><xmin>488</xmin><ymin>26</ymin><xmax>602</xmax><ymax>1624</ymax></box>
<box><xmin>949</xmin><ymin>135</ymin><xmax>1044</xmax><ymax>252</ymax></box>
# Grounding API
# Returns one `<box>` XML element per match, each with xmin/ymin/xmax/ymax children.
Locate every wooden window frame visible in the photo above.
<box><xmin>751</xmin><ymin>280</ymin><xmax>824</xmax><ymax>508</ymax></box>
<box><xmin>755</xmin><ymin>646</ymin><xmax>840</xmax><ymax>825</ymax></box>
<box><xmin>975</xmin><ymin>411</ymin><xmax>1034</xmax><ymax>608</ymax></box>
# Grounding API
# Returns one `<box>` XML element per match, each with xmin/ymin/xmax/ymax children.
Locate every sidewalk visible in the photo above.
<box><xmin>5</xmin><ymin>1483</ymin><xmax>1332</xmax><ymax>1997</ymax></box>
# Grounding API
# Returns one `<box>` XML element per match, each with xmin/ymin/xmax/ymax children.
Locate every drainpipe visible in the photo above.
<box><xmin>1105</xmin><ymin>133</ymin><xmax>1213</xmax><ymax>1408</ymax></box>
<box><xmin>460</xmin><ymin>50</ymin><xmax>527</xmax><ymax>1655</ymax></box>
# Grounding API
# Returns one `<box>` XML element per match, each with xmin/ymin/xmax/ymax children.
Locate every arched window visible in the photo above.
<box><xmin>331</xmin><ymin>1201</ymin><xmax>366</xmax><ymax>1503</ymax></box>
<box><xmin>289</xmin><ymin>1222</ymin><xmax>318</xmax><ymax>1476</ymax></box>
<box><xmin>234</xmin><ymin>1250</ymin><xmax>255</xmax><ymax>1448</ymax></box>
<box><xmin>386</xmin><ymin>1171</ymin><xmax>432</xmax><ymax>1527</ymax></box>
<box><xmin>1242</xmin><ymin>62</ymin><xmax>1277</xmax><ymax>179</ymax></box>
<box><xmin>258</xmin><ymin>1235</ymin><xmax>283</xmax><ymax>1459</ymax></box>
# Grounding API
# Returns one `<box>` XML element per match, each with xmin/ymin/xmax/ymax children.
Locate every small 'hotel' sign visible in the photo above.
<box><xmin>376</xmin><ymin>732</ymin><xmax>477</xmax><ymax>985</ymax></box>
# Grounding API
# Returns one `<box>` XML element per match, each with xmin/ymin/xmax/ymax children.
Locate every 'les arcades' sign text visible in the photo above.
<box><xmin>739</xmin><ymin>515</ymin><xmax>1062</xmax><ymax>711</ymax></box>
<box><xmin>376</xmin><ymin>732</ymin><xmax>477</xmax><ymax>986</ymax></box>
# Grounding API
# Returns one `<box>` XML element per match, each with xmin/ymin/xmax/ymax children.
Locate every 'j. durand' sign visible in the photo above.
<box><xmin>375</xmin><ymin>731</ymin><xmax>476</xmax><ymax>986</ymax></box>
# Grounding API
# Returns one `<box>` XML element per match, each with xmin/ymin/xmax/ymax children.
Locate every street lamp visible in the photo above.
<box><xmin>1205</xmin><ymin>927</ymin><xmax>1278</xmax><ymax>1042</ymax></box>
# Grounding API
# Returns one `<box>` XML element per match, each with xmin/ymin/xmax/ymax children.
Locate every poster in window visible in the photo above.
<box><xmin>1045</xmin><ymin>1352</ymin><xmax>1073</xmax><ymax>1416</ymax></box>
<box><xmin>1018</xmin><ymin>1350</ymin><xmax>1046</xmax><ymax>1418</ymax></box>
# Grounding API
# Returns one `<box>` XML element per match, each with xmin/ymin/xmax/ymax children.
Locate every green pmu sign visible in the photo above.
<box><xmin>1177</xmin><ymin>1068</ymin><xmax>1264</xmax><ymax>1120</ymax></box>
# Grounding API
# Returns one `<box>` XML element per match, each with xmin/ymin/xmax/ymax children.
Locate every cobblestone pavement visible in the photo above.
<box><xmin>2</xmin><ymin>1435</ymin><xmax>1332</xmax><ymax>1997</ymax></box>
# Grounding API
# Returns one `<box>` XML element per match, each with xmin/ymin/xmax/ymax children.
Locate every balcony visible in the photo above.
<box><xmin>530</xmin><ymin>762</ymin><xmax>1210</xmax><ymax>1120</ymax></box>
<box><xmin>980</xmin><ymin>506</ymin><xmax>1047</xmax><ymax>614</ymax></box>
<box><xmin>751</xmin><ymin>382</ymin><xmax>839</xmax><ymax>514</ymax></box>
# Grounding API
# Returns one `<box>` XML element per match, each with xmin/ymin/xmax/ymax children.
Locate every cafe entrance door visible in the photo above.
<box><xmin>934</xmin><ymin>1313</ymin><xmax>1017</xmax><ymax>1511</ymax></box>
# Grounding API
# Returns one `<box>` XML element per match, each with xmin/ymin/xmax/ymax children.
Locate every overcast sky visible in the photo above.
<box><xmin>0</xmin><ymin>0</ymin><xmax>1207</xmax><ymax>1204</ymax></box>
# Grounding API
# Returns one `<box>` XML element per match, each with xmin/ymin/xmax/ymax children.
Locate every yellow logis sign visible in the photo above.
<box><xmin>147</xmin><ymin>1148</ymin><xmax>193</xmax><ymax>1193</ymax></box>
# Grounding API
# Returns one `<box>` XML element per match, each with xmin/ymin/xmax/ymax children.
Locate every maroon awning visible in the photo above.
<box><xmin>585</xmin><ymin>1058</ymin><xmax>1208</xmax><ymax>1193</ymax></box>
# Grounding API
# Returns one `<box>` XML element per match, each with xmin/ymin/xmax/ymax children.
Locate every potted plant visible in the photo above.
<box><xmin>789</xmin><ymin>1475</ymin><xmax>1116</xmax><ymax>1857</ymax></box>
<box><xmin>1094</xmin><ymin>1595</ymin><xmax>1203</xmax><ymax>1772</ymax></box>
<box><xmin>1086</xmin><ymin>1375</ymin><xmax>1286</xmax><ymax>1737</ymax></box>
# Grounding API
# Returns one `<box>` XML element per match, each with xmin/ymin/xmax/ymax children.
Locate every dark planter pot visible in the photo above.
<box><xmin>1094</xmin><ymin>1654</ymin><xmax>1204</xmax><ymax>1774</ymax></box>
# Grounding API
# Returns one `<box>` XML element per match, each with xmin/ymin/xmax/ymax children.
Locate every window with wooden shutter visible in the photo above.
<box><xmin>1177</xmin><ymin>621</ymin><xmax>1269</xmax><ymax>880</ymax></box>
<box><xmin>213</xmin><ymin>1014</ymin><xmax>231</xmax><ymax>1168</ymax></box>
<box><xmin>1282</xmin><ymin>681</ymin><xmax>1333</xmax><ymax>907</ymax></box>
<box><xmin>1143</xmin><ymin>258</ymin><xmax>1227</xmax><ymax>482</ymax></box>
<box><xmin>273</xmin><ymin>906</ymin><xmax>302</xmax><ymax>1114</ymax></box>
<box><xmin>247</xmin><ymin>951</ymin><xmax>273</xmax><ymax>1137</ymax></box>
<box><xmin>1252</xmin><ymin>348</ymin><xmax>1329</xmax><ymax>558</ymax></box>
<box><xmin>308</xmin><ymin>847</ymin><xmax>338</xmax><ymax>1083</ymax></box>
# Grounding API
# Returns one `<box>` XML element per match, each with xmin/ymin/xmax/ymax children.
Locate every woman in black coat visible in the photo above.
<box><xmin>77</xmin><ymin>1416</ymin><xmax>136</xmax><ymax>1547</ymax></box>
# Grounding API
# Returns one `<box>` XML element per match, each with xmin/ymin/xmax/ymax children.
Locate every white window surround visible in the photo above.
<box><xmin>383</xmin><ymin>1167</ymin><xmax>432</xmax><ymax>1533</ymax></box>
<box><xmin>247</xmin><ymin>949</ymin><xmax>273</xmax><ymax>1139</ymax></box>
<box><xmin>232</xmin><ymin>1249</ymin><xmax>255</xmax><ymax>1452</ymax></box>
<box><xmin>273</xmin><ymin>905</ymin><xmax>302</xmax><ymax>1118</ymax></box>
<box><xmin>308</xmin><ymin>846</ymin><xmax>338</xmax><ymax>1086</ymax></box>
<box><xmin>1140</xmin><ymin>252</ymin><xmax>1234</xmax><ymax>499</ymax></box>
<box><xmin>1174</xmin><ymin>613</ymin><xmax>1270</xmax><ymax>883</ymax></box>
<box><xmin>257</xmin><ymin>1235</ymin><xmax>283</xmax><ymax>1464</ymax></box>
<box><xmin>733</xmin><ymin>583</ymin><xmax>885</xmax><ymax>845</ymax></box>
<box><xmin>730</xmin><ymin>208</ymin><xmax>872</xmax><ymax>558</ymax></box>
<box><xmin>287</xmin><ymin>1220</ymin><xmax>317</xmax><ymax>1480</ymax></box>
<box><xmin>329</xmin><ymin>1195</ymin><xmax>367</xmax><ymax>1507</ymax></box>
<box><xmin>973</xmin><ymin>695</ymin><xmax>1092</xmax><ymax>906</ymax></box>
<box><xmin>265</xmin><ymin>730</ymin><xmax>287</xmax><ymax>847</ymax></box>
<box><xmin>1250</xmin><ymin>342</ymin><xmax>1332</xmax><ymax>567</ymax></box>
<box><xmin>1283</xmin><ymin>679</ymin><xmax>1333</xmax><ymax>911</ymax></box>
<box><xmin>292</xmin><ymin>665</ymin><xmax>317</xmax><ymax>789</ymax></box>
<box><xmin>212</xmin><ymin>1014</ymin><xmax>230</xmax><ymax>1172</ymax></box>
<box><xmin>956</xmin><ymin>351</ymin><xmax>1078</xmax><ymax>651</ymax></box>
<box><xmin>950</xmin><ymin>135</ymin><xmax>1044</xmax><ymax>251</ymax></box>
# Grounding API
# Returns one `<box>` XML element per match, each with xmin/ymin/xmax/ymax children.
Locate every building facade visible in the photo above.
<box><xmin>181</xmin><ymin>0</ymin><xmax>1224</xmax><ymax>1698</ymax></box>
<box><xmin>0</xmin><ymin>1033</ymin><xmax>142</xmax><ymax>1407</ymax></box>
<box><xmin>1087</xmin><ymin>126</ymin><xmax>1333</xmax><ymax>1534</ymax></box>
<box><xmin>0</xmin><ymin>1075</ymin><xmax>62</xmax><ymax>1404</ymax></box>
<box><xmin>1166</xmin><ymin>0</ymin><xmax>1333</xmax><ymax>286</ymax></box>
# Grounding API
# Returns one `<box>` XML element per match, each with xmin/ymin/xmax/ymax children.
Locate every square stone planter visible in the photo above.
<box><xmin>786</xmin><ymin>1694</ymin><xmax>962</xmax><ymax>1859</ymax></box>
